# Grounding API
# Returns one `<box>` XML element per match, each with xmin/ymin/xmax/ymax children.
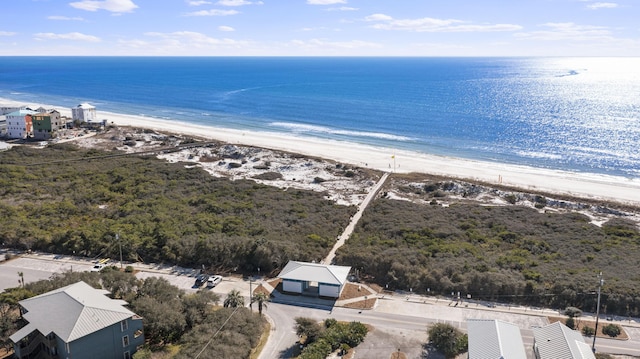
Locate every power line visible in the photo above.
<box><xmin>194</xmin><ymin>306</ymin><xmax>241</xmax><ymax>359</ymax></box>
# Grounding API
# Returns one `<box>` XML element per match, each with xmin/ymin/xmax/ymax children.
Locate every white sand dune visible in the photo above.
<box><xmin>3</xmin><ymin>97</ymin><xmax>640</xmax><ymax>206</ymax></box>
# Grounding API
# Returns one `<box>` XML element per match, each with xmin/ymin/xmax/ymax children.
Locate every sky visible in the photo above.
<box><xmin>0</xmin><ymin>0</ymin><xmax>638</xmax><ymax>56</ymax></box>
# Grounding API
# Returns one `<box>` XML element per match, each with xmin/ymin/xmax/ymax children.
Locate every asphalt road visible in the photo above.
<box><xmin>3</xmin><ymin>252</ymin><xmax>640</xmax><ymax>359</ymax></box>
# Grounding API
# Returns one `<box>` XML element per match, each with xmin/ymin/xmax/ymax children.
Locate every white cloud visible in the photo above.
<box><xmin>217</xmin><ymin>0</ymin><xmax>262</xmax><ymax>5</ymax></box>
<box><xmin>184</xmin><ymin>9</ymin><xmax>239</xmax><ymax>16</ymax></box>
<box><xmin>515</xmin><ymin>22</ymin><xmax>612</xmax><ymax>41</ymax></box>
<box><xmin>69</xmin><ymin>0</ymin><xmax>138</xmax><ymax>13</ymax></box>
<box><xmin>218</xmin><ymin>25</ymin><xmax>235</xmax><ymax>32</ymax></box>
<box><xmin>307</xmin><ymin>0</ymin><xmax>346</xmax><ymax>5</ymax></box>
<box><xmin>290</xmin><ymin>38</ymin><xmax>380</xmax><ymax>50</ymax></box>
<box><xmin>34</xmin><ymin>32</ymin><xmax>101</xmax><ymax>42</ymax></box>
<box><xmin>587</xmin><ymin>2</ymin><xmax>618</xmax><ymax>9</ymax></box>
<box><xmin>327</xmin><ymin>6</ymin><xmax>358</xmax><ymax>11</ymax></box>
<box><xmin>48</xmin><ymin>15</ymin><xmax>85</xmax><ymax>21</ymax></box>
<box><xmin>365</xmin><ymin>14</ymin><xmax>522</xmax><ymax>32</ymax></box>
<box><xmin>187</xmin><ymin>0</ymin><xmax>212</xmax><ymax>5</ymax></box>
<box><xmin>144</xmin><ymin>31</ymin><xmax>245</xmax><ymax>47</ymax></box>
<box><xmin>0</xmin><ymin>31</ymin><xmax>17</xmax><ymax>36</ymax></box>
<box><xmin>365</xmin><ymin>14</ymin><xmax>392</xmax><ymax>21</ymax></box>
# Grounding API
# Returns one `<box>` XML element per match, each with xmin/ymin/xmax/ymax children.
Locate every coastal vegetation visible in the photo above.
<box><xmin>335</xmin><ymin>197</ymin><xmax>640</xmax><ymax>317</ymax></box>
<box><xmin>427</xmin><ymin>323</ymin><xmax>468</xmax><ymax>359</ymax></box>
<box><xmin>0</xmin><ymin>144</ymin><xmax>354</xmax><ymax>275</ymax></box>
<box><xmin>0</xmin><ymin>269</ymin><xmax>265</xmax><ymax>358</ymax></box>
<box><xmin>2</xmin><ymin>141</ymin><xmax>640</xmax><ymax>316</ymax></box>
<box><xmin>294</xmin><ymin>317</ymin><xmax>368</xmax><ymax>359</ymax></box>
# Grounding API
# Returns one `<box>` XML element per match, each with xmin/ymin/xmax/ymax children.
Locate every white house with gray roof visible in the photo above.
<box><xmin>10</xmin><ymin>281</ymin><xmax>144</xmax><ymax>359</ymax></box>
<box><xmin>467</xmin><ymin>319</ymin><xmax>527</xmax><ymax>359</ymax></box>
<box><xmin>532</xmin><ymin>321</ymin><xmax>595</xmax><ymax>359</ymax></box>
<box><xmin>71</xmin><ymin>103</ymin><xmax>97</xmax><ymax>123</ymax></box>
<box><xmin>278</xmin><ymin>261</ymin><xmax>351</xmax><ymax>298</ymax></box>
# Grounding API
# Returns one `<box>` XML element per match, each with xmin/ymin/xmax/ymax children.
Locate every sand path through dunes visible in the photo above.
<box><xmin>323</xmin><ymin>172</ymin><xmax>390</xmax><ymax>265</ymax></box>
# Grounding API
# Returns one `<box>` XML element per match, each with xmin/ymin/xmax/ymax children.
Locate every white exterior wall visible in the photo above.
<box><xmin>282</xmin><ymin>280</ymin><xmax>303</xmax><ymax>294</ymax></box>
<box><xmin>319</xmin><ymin>284</ymin><xmax>341</xmax><ymax>298</ymax></box>
<box><xmin>6</xmin><ymin>113</ymin><xmax>27</xmax><ymax>139</ymax></box>
<box><xmin>72</xmin><ymin>105</ymin><xmax>97</xmax><ymax>123</ymax></box>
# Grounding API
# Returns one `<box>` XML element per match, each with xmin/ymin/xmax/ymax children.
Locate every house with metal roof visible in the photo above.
<box><xmin>467</xmin><ymin>319</ymin><xmax>527</xmax><ymax>359</ymax></box>
<box><xmin>532</xmin><ymin>321</ymin><xmax>595</xmax><ymax>359</ymax></box>
<box><xmin>278</xmin><ymin>261</ymin><xmax>351</xmax><ymax>298</ymax></box>
<box><xmin>10</xmin><ymin>281</ymin><xmax>144</xmax><ymax>359</ymax></box>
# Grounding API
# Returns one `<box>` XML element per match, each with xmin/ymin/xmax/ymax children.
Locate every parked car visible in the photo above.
<box><xmin>194</xmin><ymin>274</ymin><xmax>208</xmax><ymax>287</ymax></box>
<box><xmin>91</xmin><ymin>263</ymin><xmax>106</xmax><ymax>272</ymax></box>
<box><xmin>207</xmin><ymin>275</ymin><xmax>223</xmax><ymax>288</ymax></box>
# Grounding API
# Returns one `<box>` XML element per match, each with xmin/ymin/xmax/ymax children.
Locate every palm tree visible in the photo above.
<box><xmin>252</xmin><ymin>292</ymin><xmax>269</xmax><ymax>315</ymax></box>
<box><xmin>17</xmin><ymin>272</ymin><xmax>24</xmax><ymax>288</ymax></box>
<box><xmin>223</xmin><ymin>289</ymin><xmax>245</xmax><ymax>308</ymax></box>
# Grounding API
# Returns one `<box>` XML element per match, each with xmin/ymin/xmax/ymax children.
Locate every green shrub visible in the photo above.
<box><xmin>565</xmin><ymin>317</ymin><xmax>575</xmax><ymax>329</ymax></box>
<box><xmin>602</xmin><ymin>324</ymin><xmax>621</xmax><ymax>337</ymax></box>
<box><xmin>125</xmin><ymin>265</ymin><xmax>134</xmax><ymax>273</ymax></box>
<box><xmin>428</xmin><ymin>323</ymin><xmax>468</xmax><ymax>358</ymax></box>
<box><xmin>582</xmin><ymin>326</ymin><xmax>595</xmax><ymax>336</ymax></box>
<box><xmin>565</xmin><ymin>307</ymin><xmax>582</xmax><ymax>318</ymax></box>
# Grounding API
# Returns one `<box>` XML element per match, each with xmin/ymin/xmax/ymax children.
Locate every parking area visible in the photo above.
<box><xmin>0</xmin><ymin>251</ymin><xmax>249</xmax><ymax>299</ymax></box>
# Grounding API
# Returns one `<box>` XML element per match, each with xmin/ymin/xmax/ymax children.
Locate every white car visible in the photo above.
<box><xmin>206</xmin><ymin>275</ymin><xmax>222</xmax><ymax>288</ymax></box>
<box><xmin>91</xmin><ymin>263</ymin><xmax>106</xmax><ymax>272</ymax></box>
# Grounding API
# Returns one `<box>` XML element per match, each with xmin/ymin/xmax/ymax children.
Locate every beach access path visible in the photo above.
<box><xmin>323</xmin><ymin>172</ymin><xmax>389</xmax><ymax>265</ymax></box>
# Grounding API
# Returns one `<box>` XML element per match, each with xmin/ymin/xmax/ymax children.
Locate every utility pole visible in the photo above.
<box><xmin>117</xmin><ymin>233</ymin><xmax>123</xmax><ymax>269</ymax></box>
<box><xmin>592</xmin><ymin>272</ymin><xmax>604</xmax><ymax>353</ymax></box>
<box><xmin>249</xmin><ymin>276</ymin><xmax>253</xmax><ymax>312</ymax></box>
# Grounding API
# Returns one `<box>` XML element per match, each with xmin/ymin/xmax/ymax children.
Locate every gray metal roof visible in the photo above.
<box><xmin>467</xmin><ymin>319</ymin><xmax>527</xmax><ymax>359</ymax></box>
<box><xmin>278</xmin><ymin>261</ymin><xmax>351</xmax><ymax>286</ymax></box>
<box><xmin>533</xmin><ymin>321</ymin><xmax>595</xmax><ymax>359</ymax></box>
<box><xmin>10</xmin><ymin>281</ymin><xmax>135</xmax><ymax>343</ymax></box>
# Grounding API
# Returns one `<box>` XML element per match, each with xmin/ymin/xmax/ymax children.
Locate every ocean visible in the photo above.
<box><xmin>1</xmin><ymin>57</ymin><xmax>639</xmax><ymax>178</ymax></box>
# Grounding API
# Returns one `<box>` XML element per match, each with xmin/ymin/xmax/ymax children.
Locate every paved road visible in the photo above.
<box><xmin>3</xmin><ymin>252</ymin><xmax>640</xmax><ymax>358</ymax></box>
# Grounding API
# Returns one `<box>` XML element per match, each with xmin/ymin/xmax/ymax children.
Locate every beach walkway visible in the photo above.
<box><xmin>323</xmin><ymin>172</ymin><xmax>390</xmax><ymax>265</ymax></box>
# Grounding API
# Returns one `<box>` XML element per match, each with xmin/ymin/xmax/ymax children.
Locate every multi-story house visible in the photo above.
<box><xmin>6</xmin><ymin>109</ymin><xmax>37</xmax><ymax>139</ymax></box>
<box><xmin>0</xmin><ymin>115</ymin><xmax>6</xmax><ymax>137</ymax></box>
<box><xmin>10</xmin><ymin>281</ymin><xmax>145</xmax><ymax>359</ymax></box>
<box><xmin>71</xmin><ymin>103</ymin><xmax>97</xmax><ymax>124</ymax></box>
<box><xmin>30</xmin><ymin>110</ymin><xmax>63</xmax><ymax>140</ymax></box>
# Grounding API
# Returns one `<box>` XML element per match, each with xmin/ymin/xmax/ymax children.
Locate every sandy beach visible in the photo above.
<box><xmin>3</xmin><ymin>97</ymin><xmax>640</xmax><ymax>207</ymax></box>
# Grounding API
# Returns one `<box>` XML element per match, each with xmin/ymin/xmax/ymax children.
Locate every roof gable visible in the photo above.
<box><xmin>278</xmin><ymin>261</ymin><xmax>351</xmax><ymax>285</ymax></box>
<box><xmin>467</xmin><ymin>319</ymin><xmax>527</xmax><ymax>359</ymax></box>
<box><xmin>11</xmin><ymin>281</ymin><xmax>134</xmax><ymax>343</ymax></box>
<box><xmin>533</xmin><ymin>322</ymin><xmax>595</xmax><ymax>359</ymax></box>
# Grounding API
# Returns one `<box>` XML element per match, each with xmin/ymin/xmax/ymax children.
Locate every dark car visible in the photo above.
<box><xmin>194</xmin><ymin>274</ymin><xmax>207</xmax><ymax>287</ymax></box>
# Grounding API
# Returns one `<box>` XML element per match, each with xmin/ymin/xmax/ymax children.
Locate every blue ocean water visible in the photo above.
<box><xmin>1</xmin><ymin>56</ymin><xmax>639</xmax><ymax>178</ymax></box>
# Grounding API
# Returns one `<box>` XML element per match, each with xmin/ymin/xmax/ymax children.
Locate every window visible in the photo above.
<box><xmin>121</xmin><ymin>319</ymin><xmax>128</xmax><ymax>332</ymax></box>
<box><xmin>123</xmin><ymin>351</ymin><xmax>130</xmax><ymax>359</ymax></box>
<box><xmin>122</xmin><ymin>335</ymin><xmax>129</xmax><ymax>347</ymax></box>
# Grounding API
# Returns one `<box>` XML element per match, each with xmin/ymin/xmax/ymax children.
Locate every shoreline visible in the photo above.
<box><xmin>3</xmin><ymin>97</ymin><xmax>640</xmax><ymax>207</ymax></box>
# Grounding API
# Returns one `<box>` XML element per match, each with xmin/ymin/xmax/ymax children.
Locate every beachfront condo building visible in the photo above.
<box><xmin>6</xmin><ymin>109</ymin><xmax>37</xmax><ymax>139</ymax></box>
<box><xmin>71</xmin><ymin>102</ymin><xmax>97</xmax><ymax>124</ymax></box>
